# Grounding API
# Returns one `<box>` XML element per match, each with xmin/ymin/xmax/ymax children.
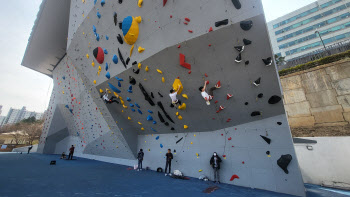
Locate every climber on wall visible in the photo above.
<box><xmin>165</xmin><ymin>149</ymin><xmax>173</xmax><ymax>176</ymax></box>
<box><xmin>210</xmin><ymin>152</ymin><xmax>222</xmax><ymax>184</ymax></box>
<box><xmin>199</xmin><ymin>81</ymin><xmax>221</xmax><ymax>105</ymax></box>
<box><xmin>101</xmin><ymin>91</ymin><xmax>119</xmax><ymax>104</ymax></box>
<box><xmin>137</xmin><ymin>149</ymin><xmax>144</xmax><ymax>171</ymax></box>
<box><xmin>169</xmin><ymin>85</ymin><xmax>182</xmax><ymax>108</ymax></box>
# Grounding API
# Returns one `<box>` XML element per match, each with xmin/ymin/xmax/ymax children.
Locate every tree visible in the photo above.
<box><xmin>1</xmin><ymin>124</ymin><xmax>24</xmax><ymax>145</ymax></box>
<box><xmin>21</xmin><ymin>116</ymin><xmax>36</xmax><ymax>123</ymax></box>
<box><xmin>275</xmin><ymin>54</ymin><xmax>286</xmax><ymax>67</ymax></box>
<box><xmin>22</xmin><ymin>122</ymin><xmax>43</xmax><ymax>145</ymax></box>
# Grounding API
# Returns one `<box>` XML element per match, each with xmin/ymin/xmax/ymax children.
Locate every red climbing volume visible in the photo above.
<box><xmin>179</xmin><ymin>53</ymin><xmax>191</xmax><ymax>70</ymax></box>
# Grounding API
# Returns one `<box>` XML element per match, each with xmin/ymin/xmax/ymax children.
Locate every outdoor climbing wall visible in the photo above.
<box><xmin>37</xmin><ymin>0</ymin><xmax>306</xmax><ymax>196</ymax></box>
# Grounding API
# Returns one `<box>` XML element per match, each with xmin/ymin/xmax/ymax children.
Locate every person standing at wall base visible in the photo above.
<box><xmin>210</xmin><ymin>152</ymin><xmax>222</xmax><ymax>183</ymax></box>
<box><xmin>68</xmin><ymin>145</ymin><xmax>75</xmax><ymax>160</ymax></box>
<box><xmin>27</xmin><ymin>145</ymin><xmax>33</xmax><ymax>154</ymax></box>
<box><xmin>165</xmin><ymin>149</ymin><xmax>173</xmax><ymax>176</ymax></box>
<box><xmin>137</xmin><ymin>149</ymin><xmax>144</xmax><ymax>171</ymax></box>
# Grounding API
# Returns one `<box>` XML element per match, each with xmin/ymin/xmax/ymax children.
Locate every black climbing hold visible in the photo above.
<box><xmin>277</xmin><ymin>154</ymin><xmax>292</xmax><ymax>174</ymax></box>
<box><xmin>151</xmin><ymin>92</ymin><xmax>154</xmax><ymax>98</ymax></box>
<box><xmin>119</xmin><ymin>22</ymin><xmax>123</xmax><ymax>30</ymax></box>
<box><xmin>117</xmin><ymin>34</ymin><xmax>123</xmax><ymax>44</ymax></box>
<box><xmin>243</xmin><ymin>38</ymin><xmax>252</xmax><ymax>45</ymax></box>
<box><xmin>139</xmin><ymin>83</ymin><xmax>155</xmax><ymax>106</ymax></box>
<box><xmin>114</xmin><ymin>12</ymin><xmax>118</xmax><ymax>26</ymax></box>
<box><xmin>251</xmin><ymin>111</ymin><xmax>261</xmax><ymax>116</ymax></box>
<box><xmin>165</xmin><ymin>122</ymin><xmax>169</xmax><ymax>126</ymax></box>
<box><xmin>132</xmin><ymin>61</ymin><xmax>138</xmax><ymax>65</ymax></box>
<box><xmin>234</xmin><ymin>46</ymin><xmax>244</xmax><ymax>53</ymax></box>
<box><xmin>158</xmin><ymin>111</ymin><xmax>165</xmax><ymax>123</ymax></box>
<box><xmin>171</xmin><ymin>127</ymin><xmax>175</xmax><ymax>131</ymax></box>
<box><xmin>240</xmin><ymin>20</ymin><xmax>253</xmax><ymax>31</ymax></box>
<box><xmin>245</xmin><ymin>102</ymin><xmax>249</xmax><ymax>105</ymax></box>
<box><xmin>245</xmin><ymin>61</ymin><xmax>249</xmax><ymax>65</ymax></box>
<box><xmin>257</xmin><ymin>93</ymin><xmax>263</xmax><ymax>98</ymax></box>
<box><xmin>118</xmin><ymin>48</ymin><xmax>127</xmax><ymax>69</ymax></box>
<box><xmin>262</xmin><ymin>57</ymin><xmax>272</xmax><ymax>66</ymax></box>
<box><xmin>118</xmin><ymin>0</ymin><xmax>123</xmax><ymax>3</ymax></box>
<box><xmin>235</xmin><ymin>53</ymin><xmax>242</xmax><ymax>63</ymax></box>
<box><xmin>176</xmin><ymin>137</ymin><xmax>183</xmax><ymax>144</ymax></box>
<box><xmin>126</xmin><ymin>57</ymin><xmax>130</xmax><ymax>65</ymax></box>
<box><xmin>266</xmin><ymin>151</ymin><xmax>270</xmax><ymax>155</ymax></box>
<box><xmin>158</xmin><ymin>92</ymin><xmax>163</xmax><ymax>97</ymax></box>
<box><xmin>253</xmin><ymin>77</ymin><xmax>261</xmax><ymax>86</ymax></box>
<box><xmin>157</xmin><ymin>101</ymin><xmax>175</xmax><ymax>123</ymax></box>
<box><xmin>260</xmin><ymin>135</ymin><xmax>271</xmax><ymax>144</ymax></box>
<box><xmin>268</xmin><ymin>95</ymin><xmax>282</xmax><ymax>104</ymax></box>
<box><xmin>129</xmin><ymin>76</ymin><xmax>136</xmax><ymax>85</ymax></box>
<box><xmin>133</xmin><ymin>69</ymin><xmax>140</xmax><ymax>74</ymax></box>
<box><xmin>231</xmin><ymin>0</ymin><xmax>241</xmax><ymax>9</ymax></box>
<box><xmin>277</xmin><ymin>122</ymin><xmax>282</xmax><ymax>125</ymax></box>
<box><xmin>215</xmin><ymin>19</ymin><xmax>228</xmax><ymax>27</ymax></box>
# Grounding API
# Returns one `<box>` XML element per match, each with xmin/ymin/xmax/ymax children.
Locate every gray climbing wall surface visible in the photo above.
<box><xmin>37</xmin><ymin>0</ymin><xmax>305</xmax><ymax>196</ymax></box>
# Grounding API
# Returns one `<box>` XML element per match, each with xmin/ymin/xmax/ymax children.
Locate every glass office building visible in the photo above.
<box><xmin>267</xmin><ymin>0</ymin><xmax>350</xmax><ymax>61</ymax></box>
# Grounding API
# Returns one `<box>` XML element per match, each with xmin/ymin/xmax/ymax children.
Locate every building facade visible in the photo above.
<box><xmin>267</xmin><ymin>0</ymin><xmax>350</xmax><ymax>61</ymax></box>
<box><xmin>21</xmin><ymin>0</ymin><xmax>306</xmax><ymax>196</ymax></box>
<box><xmin>2</xmin><ymin>107</ymin><xmax>44</xmax><ymax>125</ymax></box>
<box><xmin>0</xmin><ymin>116</ymin><xmax>6</xmax><ymax>127</ymax></box>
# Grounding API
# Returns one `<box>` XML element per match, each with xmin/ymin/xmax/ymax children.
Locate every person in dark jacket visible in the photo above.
<box><xmin>68</xmin><ymin>145</ymin><xmax>75</xmax><ymax>160</ymax></box>
<box><xmin>137</xmin><ymin>149</ymin><xmax>144</xmax><ymax>171</ymax></box>
<box><xmin>27</xmin><ymin>145</ymin><xmax>33</xmax><ymax>154</ymax></box>
<box><xmin>210</xmin><ymin>152</ymin><xmax>222</xmax><ymax>183</ymax></box>
<box><xmin>165</xmin><ymin>149</ymin><xmax>173</xmax><ymax>176</ymax></box>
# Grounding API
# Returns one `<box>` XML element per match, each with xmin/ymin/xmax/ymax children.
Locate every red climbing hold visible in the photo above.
<box><xmin>179</xmin><ymin>53</ymin><xmax>191</xmax><ymax>70</ymax></box>
<box><xmin>227</xmin><ymin>94</ymin><xmax>233</xmax><ymax>100</ymax></box>
<box><xmin>216</xmin><ymin>105</ymin><xmax>225</xmax><ymax>113</ymax></box>
<box><xmin>208</xmin><ymin>44</ymin><xmax>212</xmax><ymax>47</ymax></box>
<box><xmin>93</xmin><ymin>47</ymin><xmax>104</xmax><ymax>64</ymax></box>
<box><xmin>178</xmin><ymin>45</ymin><xmax>181</xmax><ymax>48</ymax></box>
<box><xmin>209</xmin><ymin>27</ymin><xmax>213</xmax><ymax>32</ymax></box>
<box><xmin>163</xmin><ymin>0</ymin><xmax>167</xmax><ymax>6</ymax></box>
<box><xmin>205</xmin><ymin>80</ymin><xmax>209</xmax><ymax>85</ymax></box>
<box><xmin>242</xmin><ymin>161</ymin><xmax>245</xmax><ymax>164</ymax></box>
<box><xmin>223</xmin><ymin>155</ymin><xmax>226</xmax><ymax>157</ymax></box>
<box><xmin>226</xmin><ymin>119</ymin><xmax>231</xmax><ymax>122</ymax></box>
<box><xmin>185</xmin><ymin>18</ymin><xmax>190</xmax><ymax>22</ymax></box>
<box><xmin>205</xmin><ymin>73</ymin><xmax>208</xmax><ymax>77</ymax></box>
<box><xmin>216</xmin><ymin>81</ymin><xmax>221</xmax><ymax>88</ymax></box>
<box><xmin>170</xmin><ymin>15</ymin><xmax>172</xmax><ymax>18</ymax></box>
<box><xmin>215</xmin><ymin>100</ymin><xmax>218</xmax><ymax>104</ymax></box>
<box><xmin>184</xmin><ymin>22</ymin><xmax>188</xmax><ymax>25</ymax></box>
<box><xmin>221</xmin><ymin>134</ymin><xmax>223</xmax><ymax>136</ymax></box>
<box><xmin>188</xmin><ymin>30</ymin><xmax>193</xmax><ymax>33</ymax></box>
<box><xmin>230</xmin><ymin>175</ymin><xmax>239</xmax><ymax>181</ymax></box>
<box><xmin>188</xmin><ymin>70</ymin><xmax>192</xmax><ymax>74</ymax></box>
<box><xmin>228</xmin><ymin>137</ymin><xmax>232</xmax><ymax>140</ymax></box>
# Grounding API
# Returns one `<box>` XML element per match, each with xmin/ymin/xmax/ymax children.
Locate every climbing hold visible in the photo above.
<box><xmin>173</xmin><ymin>79</ymin><xmax>183</xmax><ymax>94</ymax></box>
<box><xmin>129</xmin><ymin>103</ymin><xmax>134</xmax><ymax>107</ymax></box>
<box><xmin>148</xmin><ymin>110</ymin><xmax>153</xmax><ymax>113</ymax></box>
<box><xmin>184</xmin><ymin>125</ymin><xmax>188</xmax><ymax>129</ymax></box>
<box><xmin>129</xmin><ymin>76</ymin><xmax>136</xmax><ymax>85</ymax></box>
<box><xmin>262</xmin><ymin>57</ymin><xmax>272</xmax><ymax>66</ymax></box>
<box><xmin>162</xmin><ymin>77</ymin><xmax>165</xmax><ymax>83</ymax></box>
<box><xmin>257</xmin><ymin>93</ymin><xmax>264</xmax><ymax>98</ymax></box>
<box><xmin>93</xmin><ymin>80</ymin><xmax>96</xmax><ymax>84</ymax></box>
<box><xmin>99</xmin><ymin>89</ymin><xmax>104</xmax><ymax>93</ymax></box>
<box><xmin>126</xmin><ymin>57</ymin><xmax>130</xmax><ymax>65</ymax></box>
<box><xmin>127</xmin><ymin>97</ymin><xmax>131</xmax><ymax>102</ymax></box>
<box><xmin>185</xmin><ymin>17</ymin><xmax>190</xmax><ymax>22</ymax></box>
<box><xmin>230</xmin><ymin>174</ymin><xmax>240</xmax><ymax>181</ymax></box>
<box><xmin>199</xmin><ymin>169</ymin><xmax>202</xmax><ymax>172</ymax></box>
<box><xmin>118</xmin><ymin>48</ymin><xmax>127</xmax><ymax>69</ymax></box>
<box><xmin>251</xmin><ymin>111</ymin><xmax>262</xmax><ymax>117</ymax></box>
<box><xmin>128</xmin><ymin>117</ymin><xmax>131</xmax><ymax>120</ymax></box>
<box><xmin>179</xmin><ymin>53</ymin><xmax>191</xmax><ymax>70</ymax></box>
<box><xmin>240</xmin><ymin>20</ymin><xmax>253</xmax><ymax>31</ymax></box>
<box><xmin>113</xmin><ymin>12</ymin><xmax>118</xmax><ymax>26</ymax></box>
<box><xmin>228</xmin><ymin>137</ymin><xmax>232</xmax><ymax>140</ymax></box>
<box><xmin>182</xmin><ymin>94</ymin><xmax>188</xmax><ymax>99</ymax></box>
<box><xmin>139</xmin><ymin>83</ymin><xmax>155</xmax><ymax>106</ymax></box>
<box><xmin>277</xmin><ymin>154</ymin><xmax>292</xmax><ymax>174</ymax></box>
<box><xmin>108</xmin><ymin>83</ymin><xmax>121</xmax><ymax>93</ymax></box>
<box><xmin>117</xmin><ymin>34</ymin><xmax>123</xmax><ymax>44</ymax></box>
<box><xmin>115</xmin><ymin>77</ymin><xmax>124</xmax><ymax>81</ymax></box>
<box><xmin>176</xmin><ymin>112</ymin><xmax>179</xmax><ymax>116</ymax></box>
<box><xmin>253</xmin><ymin>77</ymin><xmax>261</xmax><ymax>86</ymax></box>
<box><xmin>226</xmin><ymin>118</ymin><xmax>232</xmax><ymax>122</ymax></box>
<box><xmin>277</xmin><ymin>122</ymin><xmax>282</xmax><ymax>125</ymax></box>
<box><xmin>151</xmin><ymin>127</ymin><xmax>157</xmax><ymax>132</ymax></box>
<box><xmin>205</xmin><ymin>73</ymin><xmax>208</xmax><ymax>77</ymax></box>
<box><xmin>163</xmin><ymin>0</ymin><xmax>167</xmax><ymax>6</ymax></box>
<box><xmin>215</xmin><ymin>101</ymin><xmax>218</xmax><ymax>104</ymax></box>
<box><xmin>153</xmin><ymin>121</ymin><xmax>157</xmax><ymax>124</ymax></box>
<box><xmin>157</xmin><ymin>69</ymin><xmax>163</xmax><ymax>74</ymax></box>
<box><xmin>188</xmin><ymin>30</ymin><xmax>193</xmax><ymax>33</ymax></box>
<box><xmin>151</xmin><ymin>92</ymin><xmax>154</xmax><ymax>98</ymax></box>
<box><xmin>86</xmin><ymin>54</ymin><xmax>89</xmax><ymax>59</ymax></box>
<box><xmin>122</xmin><ymin>16</ymin><xmax>141</xmax><ymax>45</ymax></box>
<box><xmin>147</xmin><ymin>115</ymin><xmax>153</xmax><ymax>121</ymax></box>
<box><xmin>103</xmin><ymin>48</ymin><xmax>108</xmax><ymax>54</ymax></box>
<box><xmin>118</xmin><ymin>81</ymin><xmax>122</xmax><ymax>87</ymax></box>
<box><xmin>141</xmin><ymin>127</ymin><xmax>144</xmax><ymax>131</ymax></box>
<box><xmin>138</xmin><ymin>122</ymin><xmax>142</xmax><ymax>125</ymax></box>
<box><xmin>128</xmin><ymin>85</ymin><xmax>133</xmax><ymax>93</ymax></box>
<box><xmin>135</xmin><ymin>103</ymin><xmax>140</xmax><ymax>108</ymax></box>
<box><xmin>106</xmin><ymin>72</ymin><xmax>110</xmax><ymax>79</ymax></box>
<box><xmin>235</xmin><ymin>53</ymin><xmax>242</xmax><ymax>63</ymax></box>
<box><xmin>133</xmin><ymin>69</ymin><xmax>140</xmax><ymax>74</ymax></box>
<box><xmin>196</xmin><ymin>153</ymin><xmax>199</xmax><ymax>157</ymax></box>
<box><xmin>130</xmin><ymin>45</ymin><xmax>134</xmax><ymax>57</ymax></box>
<box><xmin>112</xmin><ymin>55</ymin><xmax>119</xmax><ymax>64</ymax></box>
<box><xmin>215</xmin><ymin>19</ymin><xmax>228</xmax><ymax>27</ymax></box>
<box><xmin>216</xmin><ymin>106</ymin><xmax>225</xmax><ymax>113</ymax></box>
<box><xmin>234</xmin><ymin>46</ymin><xmax>244</xmax><ymax>53</ymax></box>
<box><xmin>243</xmin><ymin>38</ymin><xmax>252</xmax><ymax>45</ymax></box>
<box><xmin>209</xmin><ymin>27</ymin><xmax>213</xmax><ymax>32</ymax></box>
<box><xmin>245</xmin><ymin>61</ymin><xmax>250</xmax><ymax>66</ymax></box>
<box><xmin>138</xmin><ymin>0</ymin><xmax>143</xmax><ymax>7</ymax></box>
<box><xmin>131</xmin><ymin>108</ymin><xmax>135</xmax><ymax>111</ymax></box>
<box><xmin>156</xmin><ymin>136</ymin><xmax>159</xmax><ymax>140</ymax></box>
<box><xmin>260</xmin><ymin>135</ymin><xmax>271</xmax><ymax>144</ymax></box>
<box><xmin>178</xmin><ymin>115</ymin><xmax>183</xmax><ymax>120</ymax></box>
<box><xmin>145</xmin><ymin>66</ymin><xmax>149</xmax><ymax>72</ymax></box>
<box><xmin>137</xmin><ymin>63</ymin><xmax>142</xmax><ymax>69</ymax></box>
<box><xmin>178</xmin><ymin>103</ymin><xmax>186</xmax><ymax>110</ymax></box>
<box><xmin>227</xmin><ymin>94</ymin><xmax>233</xmax><ymax>100</ymax></box>
<box><xmin>158</xmin><ymin>92</ymin><xmax>163</xmax><ymax>97</ymax></box>
<box><xmin>160</xmin><ymin>144</ymin><xmax>163</xmax><ymax>148</ymax></box>
<box><xmin>268</xmin><ymin>96</ymin><xmax>281</xmax><ymax>104</ymax></box>
<box><xmin>158</xmin><ymin>112</ymin><xmax>165</xmax><ymax>123</ymax></box>
<box><xmin>105</xmin><ymin>63</ymin><xmax>109</xmax><ymax>71</ymax></box>
<box><xmin>188</xmin><ymin>71</ymin><xmax>191</xmax><ymax>74</ymax></box>
<box><xmin>132</xmin><ymin>61</ymin><xmax>138</xmax><ymax>65</ymax></box>
<box><xmin>97</xmin><ymin>12</ymin><xmax>101</xmax><ymax>19</ymax></box>
<box><xmin>96</xmin><ymin>34</ymin><xmax>100</xmax><ymax>41</ymax></box>
<box><xmin>177</xmin><ymin>45</ymin><xmax>181</xmax><ymax>48</ymax></box>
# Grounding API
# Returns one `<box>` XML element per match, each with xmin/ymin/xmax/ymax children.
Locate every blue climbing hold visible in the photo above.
<box><xmin>128</xmin><ymin>85</ymin><xmax>132</xmax><ymax>93</ymax></box>
<box><xmin>153</xmin><ymin>121</ymin><xmax>157</xmax><ymax>124</ymax></box>
<box><xmin>106</xmin><ymin>72</ymin><xmax>110</xmax><ymax>79</ymax></box>
<box><xmin>122</xmin><ymin>16</ymin><xmax>133</xmax><ymax>36</ymax></box>
<box><xmin>118</xmin><ymin>81</ymin><xmax>121</xmax><ymax>87</ymax></box>
<box><xmin>126</xmin><ymin>97</ymin><xmax>131</xmax><ymax>102</ymax></box>
<box><xmin>131</xmin><ymin>108</ymin><xmax>136</xmax><ymax>112</ymax></box>
<box><xmin>106</xmin><ymin>35</ymin><xmax>109</xmax><ymax>40</ymax></box>
<box><xmin>113</xmin><ymin>55</ymin><xmax>118</xmax><ymax>64</ymax></box>
<box><xmin>65</xmin><ymin>105</ymin><xmax>69</xmax><ymax>108</ymax></box>
<box><xmin>93</xmin><ymin>25</ymin><xmax>97</xmax><ymax>33</ymax></box>
<box><xmin>96</xmin><ymin>34</ymin><xmax>100</xmax><ymax>41</ymax></box>
<box><xmin>148</xmin><ymin>110</ymin><xmax>153</xmax><ymax>113</ymax></box>
<box><xmin>115</xmin><ymin>77</ymin><xmax>123</xmax><ymax>81</ymax></box>
<box><xmin>97</xmin><ymin>12</ymin><xmax>101</xmax><ymax>18</ymax></box>
<box><xmin>104</xmin><ymin>48</ymin><xmax>108</xmax><ymax>54</ymax></box>
<box><xmin>156</xmin><ymin>136</ymin><xmax>159</xmax><ymax>140</ymax></box>
<box><xmin>94</xmin><ymin>0</ymin><xmax>97</xmax><ymax>5</ymax></box>
<box><xmin>101</xmin><ymin>0</ymin><xmax>105</xmax><ymax>6</ymax></box>
<box><xmin>160</xmin><ymin>144</ymin><xmax>163</xmax><ymax>148</ymax></box>
<box><xmin>151</xmin><ymin>128</ymin><xmax>158</xmax><ymax>132</ymax></box>
<box><xmin>108</xmin><ymin>83</ymin><xmax>121</xmax><ymax>93</ymax></box>
<box><xmin>137</xmin><ymin>109</ymin><xmax>142</xmax><ymax>114</ymax></box>
<box><xmin>147</xmin><ymin>115</ymin><xmax>153</xmax><ymax>121</ymax></box>
<box><xmin>69</xmin><ymin>109</ymin><xmax>73</xmax><ymax>114</ymax></box>
<box><xmin>129</xmin><ymin>103</ymin><xmax>134</xmax><ymax>107</ymax></box>
<box><xmin>62</xmin><ymin>76</ymin><xmax>65</xmax><ymax>80</ymax></box>
<box><xmin>105</xmin><ymin>63</ymin><xmax>109</xmax><ymax>71</ymax></box>
<box><xmin>135</xmin><ymin>103</ymin><xmax>140</xmax><ymax>108</ymax></box>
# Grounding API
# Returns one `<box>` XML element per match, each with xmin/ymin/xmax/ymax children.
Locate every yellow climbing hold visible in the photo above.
<box><xmin>268</xmin><ymin>155</ymin><xmax>271</xmax><ymax>158</ymax></box>
<box><xmin>199</xmin><ymin>169</ymin><xmax>202</xmax><ymax>172</ymax></box>
<box><xmin>182</xmin><ymin>94</ymin><xmax>188</xmax><ymax>99</ymax></box>
<box><xmin>123</xmin><ymin>105</ymin><xmax>128</xmax><ymax>109</ymax></box>
<box><xmin>83</xmin><ymin>32</ymin><xmax>85</xmax><ymax>35</ymax></box>
<box><xmin>148</xmin><ymin>149</ymin><xmax>150</xmax><ymax>152</ymax></box>
<box><xmin>145</xmin><ymin>66</ymin><xmax>149</xmax><ymax>72</ymax></box>
<box><xmin>176</xmin><ymin>112</ymin><xmax>179</xmax><ymax>116</ymax></box>
<box><xmin>62</xmin><ymin>91</ymin><xmax>65</xmax><ymax>94</ymax></box>
<box><xmin>98</xmin><ymin>66</ymin><xmax>101</xmax><ymax>71</ymax></box>
<box><xmin>128</xmin><ymin>117</ymin><xmax>131</xmax><ymax>120</ymax></box>
<box><xmin>99</xmin><ymin>89</ymin><xmax>103</xmax><ymax>93</ymax></box>
<box><xmin>138</xmin><ymin>0</ymin><xmax>143</xmax><ymax>7</ymax></box>
<box><xmin>86</xmin><ymin>54</ymin><xmax>89</xmax><ymax>59</ymax></box>
<box><xmin>178</xmin><ymin>103</ymin><xmax>186</xmax><ymax>110</ymax></box>
<box><xmin>93</xmin><ymin>80</ymin><xmax>96</xmax><ymax>84</ymax></box>
<box><xmin>138</xmin><ymin>63</ymin><xmax>142</xmax><ymax>69</ymax></box>
<box><xmin>194</xmin><ymin>134</ymin><xmax>196</xmax><ymax>137</ymax></box>
<box><xmin>121</xmin><ymin>100</ymin><xmax>125</xmax><ymax>105</ymax></box>
<box><xmin>97</xmin><ymin>71</ymin><xmax>100</xmax><ymax>76</ymax></box>
<box><xmin>191</xmin><ymin>142</ymin><xmax>193</xmax><ymax>144</ymax></box>
<box><xmin>138</xmin><ymin>122</ymin><xmax>142</xmax><ymax>125</ymax></box>
<box><xmin>162</xmin><ymin>77</ymin><xmax>165</xmax><ymax>83</ymax></box>
<box><xmin>130</xmin><ymin>44</ymin><xmax>134</xmax><ymax>57</ymax></box>
<box><xmin>178</xmin><ymin>115</ymin><xmax>183</xmax><ymax>120</ymax></box>
<box><xmin>135</xmin><ymin>16</ymin><xmax>142</xmax><ymax>23</ymax></box>
<box><xmin>157</xmin><ymin>69</ymin><xmax>163</xmax><ymax>74</ymax></box>
<box><xmin>113</xmin><ymin>92</ymin><xmax>119</xmax><ymax>98</ymax></box>
<box><xmin>196</xmin><ymin>153</ymin><xmax>199</xmax><ymax>157</ymax></box>
<box><xmin>141</xmin><ymin>127</ymin><xmax>144</xmax><ymax>131</ymax></box>
<box><xmin>184</xmin><ymin>125</ymin><xmax>188</xmax><ymax>129</ymax></box>
<box><xmin>173</xmin><ymin>79</ymin><xmax>183</xmax><ymax>94</ymax></box>
<box><xmin>138</xmin><ymin>46</ymin><xmax>145</xmax><ymax>53</ymax></box>
<box><xmin>92</xmin><ymin>61</ymin><xmax>95</xmax><ymax>67</ymax></box>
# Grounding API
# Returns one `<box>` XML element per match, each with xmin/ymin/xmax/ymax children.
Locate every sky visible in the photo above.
<box><xmin>0</xmin><ymin>0</ymin><xmax>317</xmax><ymax>116</ymax></box>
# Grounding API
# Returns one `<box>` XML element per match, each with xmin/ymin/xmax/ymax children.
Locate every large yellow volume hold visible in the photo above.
<box><xmin>172</xmin><ymin>79</ymin><xmax>183</xmax><ymax>94</ymax></box>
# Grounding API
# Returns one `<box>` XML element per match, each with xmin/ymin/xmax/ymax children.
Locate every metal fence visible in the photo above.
<box><xmin>278</xmin><ymin>39</ymin><xmax>350</xmax><ymax>71</ymax></box>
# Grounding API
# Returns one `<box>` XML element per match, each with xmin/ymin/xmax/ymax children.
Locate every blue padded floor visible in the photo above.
<box><xmin>0</xmin><ymin>153</ymin><xmax>349</xmax><ymax>197</ymax></box>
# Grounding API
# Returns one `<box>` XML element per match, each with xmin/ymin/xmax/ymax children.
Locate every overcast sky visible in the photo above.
<box><xmin>0</xmin><ymin>0</ymin><xmax>316</xmax><ymax>116</ymax></box>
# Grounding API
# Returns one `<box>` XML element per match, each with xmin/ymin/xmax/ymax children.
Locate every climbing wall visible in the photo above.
<box><xmin>38</xmin><ymin>0</ymin><xmax>305</xmax><ymax>196</ymax></box>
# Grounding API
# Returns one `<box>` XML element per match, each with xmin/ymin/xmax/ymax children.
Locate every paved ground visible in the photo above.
<box><xmin>0</xmin><ymin>153</ymin><xmax>349</xmax><ymax>197</ymax></box>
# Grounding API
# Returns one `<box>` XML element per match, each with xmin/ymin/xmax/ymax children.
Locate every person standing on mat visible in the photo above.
<box><xmin>137</xmin><ymin>149</ymin><xmax>144</xmax><ymax>171</ymax></box>
<box><xmin>27</xmin><ymin>145</ymin><xmax>33</xmax><ymax>154</ymax></box>
<box><xmin>210</xmin><ymin>152</ymin><xmax>222</xmax><ymax>184</ymax></box>
<box><xmin>165</xmin><ymin>149</ymin><xmax>173</xmax><ymax>176</ymax></box>
<box><xmin>169</xmin><ymin>85</ymin><xmax>182</xmax><ymax>108</ymax></box>
<box><xmin>199</xmin><ymin>81</ymin><xmax>221</xmax><ymax>105</ymax></box>
<box><xmin>68</xmin><ymin>145</ymin><xmax>75</xmax><ymax>160</ymax></box>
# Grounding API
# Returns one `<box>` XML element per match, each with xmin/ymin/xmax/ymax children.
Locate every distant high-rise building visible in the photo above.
<box><xmin>0</xmin><ymin>105</ymin><xmax>2</xmax><ymax>116</ymax></box>
<box><xmin>0</xmin><ymin>116</ymin><xmax>6</xmax><ymax>127</ymax></box>
<box><xmin>3</xmin><ymin>106</ymin><xmax>44</xmax><ymax>125</ymax></box>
